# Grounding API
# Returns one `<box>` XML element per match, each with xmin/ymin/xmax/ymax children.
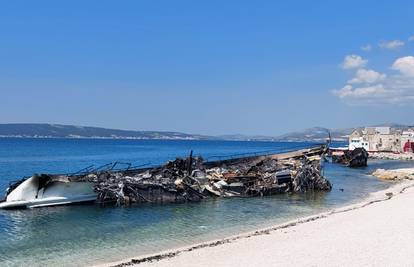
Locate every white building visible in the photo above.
<box><xmin>348</xmin><ymin>127</ymin><xmax>402</xmax><ymax>152</ymax></box>
<box><xmin>349</xmin><ymin>136</ymin><xmax>369</xmax><ymax>150</ymax></box>
<box><xmin>372</xmin><ymin>127</ymin><xmax>390</xmax><ymax>135</ymax></box>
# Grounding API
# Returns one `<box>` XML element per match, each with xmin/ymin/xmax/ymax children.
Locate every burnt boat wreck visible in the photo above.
<box><xmin>329</xmin><ymin>147</ymin><xmax>369</xmax><ymax>168</ymax></box>
<box><xmin>0</xmin><ymin>146</ymin><xmax>332</xmax><ymax>209</ymax></box>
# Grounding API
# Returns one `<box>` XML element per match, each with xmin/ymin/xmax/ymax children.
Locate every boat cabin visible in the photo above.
<box><xmin>349</xmin><ymin>137</ymin><xmax>369</xmax><ymax>151</ymax></box>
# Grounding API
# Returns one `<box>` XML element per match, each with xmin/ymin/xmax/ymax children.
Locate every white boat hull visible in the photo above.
<box><xmin>0</xmin><ymin>176</ymin><xmax>97</xmax><ymax>209</ymax></box>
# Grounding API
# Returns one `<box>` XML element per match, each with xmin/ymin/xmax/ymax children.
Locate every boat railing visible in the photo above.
<box><xmin>205</xmin><ymin>143</ymin><xmax>325</xmax><ymax>163</ymax></box>
<box><xmin>61</xmin><ymin>143</ymin><xmax>326</xmax><ymax>177</ymax></box>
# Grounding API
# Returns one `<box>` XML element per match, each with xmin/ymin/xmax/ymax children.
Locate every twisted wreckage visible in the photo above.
<box><xmin>328</xmin><ymin>147</ymin><xmax>369</xmax><ymax>168</ymax></box>
<box><xmin>0</xmin><ymin>146</ymin><xmax>332</xmax><ymax>209</ymax></box>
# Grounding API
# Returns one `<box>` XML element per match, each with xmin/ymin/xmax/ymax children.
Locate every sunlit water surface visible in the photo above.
<box><xmin>0</xmin><ymin>138</ymin><xmax>412</xmax><ymax>266</ymax></box>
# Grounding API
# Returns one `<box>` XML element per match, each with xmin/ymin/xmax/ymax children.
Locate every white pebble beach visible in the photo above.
<box><xmin>101</xmin><ymin>179</ymin><xmax>414</xmax><ymax>267</ymax></box>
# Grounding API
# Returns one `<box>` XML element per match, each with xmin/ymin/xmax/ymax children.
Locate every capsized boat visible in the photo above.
<box><xmin>0</xmin><ymin>174</ymin><xmax>97</xmax><ymax>209</ymax></box>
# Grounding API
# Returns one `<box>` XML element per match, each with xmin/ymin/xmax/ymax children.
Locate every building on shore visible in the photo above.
<box><xmin>348</xmin><ymin>127</ymin><xmax>410</xmax><ymax>153</ymax></box>
<box><xmin>402</xmin><ymin>130</ymin><xmax>414</xmax><ymax>153</ymax></box>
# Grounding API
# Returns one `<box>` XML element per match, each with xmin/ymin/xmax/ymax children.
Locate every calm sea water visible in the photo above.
<box><xmin>0</xmin><ymin>138</ymin><xmax>412</xmax><ymax>267</ymax></box>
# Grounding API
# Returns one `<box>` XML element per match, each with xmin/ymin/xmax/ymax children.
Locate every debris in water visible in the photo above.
<box><xmin>331</xmin><ymin>147</ymin><xmax>368</xmax><ymax>168</ymax></box>
<box><xmin>0</xmin><ymin>146</ymin><xmax>332</xmax><ymax>209</ymax></box>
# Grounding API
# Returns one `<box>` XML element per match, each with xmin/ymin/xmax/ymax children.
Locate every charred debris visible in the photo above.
<box><xmin>329</xmin><ymin>147</ymin><xmax>369</xmax><ymax>168</ymax></box>
<box><xmin>62</xmin><ymin>146</ymin><xmax>331</xmax><ymax>206</ymax></box>
<box><xmin>3</xmin><ymin>146</ymin><xmax>333</xmax><ymax>208</ymax></box>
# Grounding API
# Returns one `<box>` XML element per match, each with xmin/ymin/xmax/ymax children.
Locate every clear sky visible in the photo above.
<box><xmin>1</xmin><ymin>1</ymin><xmax>413</xmax><ymax>135</ymax></box>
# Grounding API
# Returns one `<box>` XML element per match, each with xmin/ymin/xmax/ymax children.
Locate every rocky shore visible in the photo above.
<box><xmin>369</xmin><ymin>152</ymin><xmax>414</xmax><ymax>160</ymax></box>
<box><xmin>372</xmin><ymin>168</ymin><xmax>414</xmax><ymax>180</ymax></box>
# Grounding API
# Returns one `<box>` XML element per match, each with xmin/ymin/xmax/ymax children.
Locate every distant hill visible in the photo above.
<box><xmin>0</xmin><ymin>124</ymin><xmax>213</xmax><ymax>140</ymax></box>
<box><xmin>275</xmin><ymin>124</ymin><xmax>412</xmax><ymax>142</ymax></box>
<box><xmin>0</xmin><ymin>123</ymin><xmax>410</xmax><ymax>142</ymax></box>
<box><xmin>275</xmin><ymin>127</ymin><xmax>351</xmax><ymax>142</ymax></box>
<box><xmin>215</xmin><ymin>134</ymin><xmax>277</xmax><ymax>142</ymax></box>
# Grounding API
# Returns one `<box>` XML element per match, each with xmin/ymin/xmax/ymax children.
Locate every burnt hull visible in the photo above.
<box><xmin>0</xmin><ymin>175</ymin><xmax>97</xmax><ymax>209</ymax></box>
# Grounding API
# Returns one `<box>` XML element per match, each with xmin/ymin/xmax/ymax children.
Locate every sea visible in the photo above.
<box><xmin>0</xmin><ymin>138</ymin><xmax>413</xmax><ymax>266</ymax></box>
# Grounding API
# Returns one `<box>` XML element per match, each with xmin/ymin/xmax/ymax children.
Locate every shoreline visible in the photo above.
<box><xmin>369</xmin><ymin>151</ymin><xmax>414</xmax><ymax>161</ymax></box>
<box><xmin>96</xmin><ymin>179</ymin><xmax>414</xmax><ymax>267</ymax></box>
<box><xmin>0</xmin><ymin>136</ymin><xmax>331</xmax><ymax>143</ymax></box>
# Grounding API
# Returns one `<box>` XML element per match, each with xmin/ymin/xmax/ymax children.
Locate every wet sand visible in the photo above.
<box><xmin>99</xmin><ymin>179</ymin><xmax>414</xmax><ymax>267</ymax></box>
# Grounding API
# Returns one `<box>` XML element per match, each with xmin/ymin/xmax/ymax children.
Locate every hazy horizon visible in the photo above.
<box><xmin>0</xmin><ymin>122</ymin><xmax>411</xmax><ymax>138</ymax></box>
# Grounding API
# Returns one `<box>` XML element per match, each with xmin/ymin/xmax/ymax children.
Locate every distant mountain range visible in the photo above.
<box><xmin>0</xmin><ymin>123</ymin><xmax>411</xmax><ymax>142</ymax></box>
<box><xmin>0</xmin><ymin>124</ymin><xmax>211</xmax><ymax>140</ymax></box>
<box><xmin>275</xmin><ymin>127</ymin><xmax>352</xmax><ymax>142</ymax></box>
<box><xmin>275</xmin><ymin>123</ymin><xmax>411</xmax><ymax>142</ymax></box>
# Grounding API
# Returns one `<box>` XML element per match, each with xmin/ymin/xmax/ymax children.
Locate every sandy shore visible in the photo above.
<box><xmin>98</xmin><ymin>179</ymin><xmax>414</xmax><ymax>267</ymax></box>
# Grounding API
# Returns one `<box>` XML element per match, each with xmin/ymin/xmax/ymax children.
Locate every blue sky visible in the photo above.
<box><xmin>1</xmin><ymin>0</ymin><xmax>413</xmax><ymax>135</ymax></box>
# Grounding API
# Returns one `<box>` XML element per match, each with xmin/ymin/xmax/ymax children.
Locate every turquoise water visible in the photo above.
<box><xmin>0</xmin><ymin>138</ymin><xmax>412</xmax><ymax>266</ymax></box>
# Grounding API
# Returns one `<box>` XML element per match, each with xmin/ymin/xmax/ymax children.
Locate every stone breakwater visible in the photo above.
<box><xmin>372</xmin><ymin>168</ymin><xmax>414</xmax><ymax>180</ymax></box>
<box><xmin>369</xmin><ymin>152</ymin><xmax>414</xmax><ymax>161</ymax></box>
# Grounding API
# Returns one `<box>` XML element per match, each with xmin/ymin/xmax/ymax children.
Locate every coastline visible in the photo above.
<box><xmin>96</xmin><ymin>179</ymin><xmax>414</xmax><ymax>267</ymax></box>
<box><xmin>369</xmin><ymin>152</ymin><xmax>414</xmax><ymax>161</ymax></box>
<box><xmin>0</xmin><ymin>136</ymin><xmax>331</xmax><ymax>143</ymax></box>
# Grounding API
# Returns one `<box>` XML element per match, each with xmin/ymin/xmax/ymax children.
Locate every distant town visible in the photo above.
<box><xmin>349</xmin><ymin>126</ymin><xmax>414</xmax><ymax>153</ymax></box>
